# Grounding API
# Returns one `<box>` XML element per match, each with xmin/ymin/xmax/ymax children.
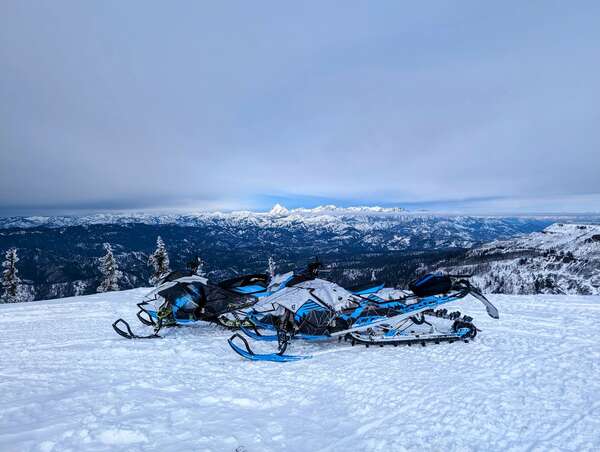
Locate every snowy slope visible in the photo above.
<box><xmin>1</xmin><ymin>289</ymin><xmax>600</xmax><ymax>451</ymax></box>
<box><xmin>442</xmin><ymin>223</ymin><xmax>600</xmax><ymax>295</ymax></box>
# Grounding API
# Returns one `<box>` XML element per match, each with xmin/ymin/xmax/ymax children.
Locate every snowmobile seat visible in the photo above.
<box><xmin>409</xmin><ymin>273</ymin><xmax>452</xmax><ymax>297</ymax></box>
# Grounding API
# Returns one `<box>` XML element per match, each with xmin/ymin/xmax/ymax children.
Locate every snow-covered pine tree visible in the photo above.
<box><xmin>1</xmin><ymin>248</ymin><xmax>23</xmax><ymax>303</ymax></box>
<box><xmin>267</xmin><ymin>256</ymin><xmax>276</xmax><ymax>278</ymax></box>
<box><xmin>148</xmin><ymin>236</ymin><xmax>171</xmax><ymax>285</ymax></box>
<box><xmin>188</xmin><ymin>255</ymin><xmax>206</xmax><ymax>277</ymax></box>
<box><xmin>195</xmin><ymin>256</ymin><xmax>206</xmax><ymax>277</ymax></box>
<box><xmin>97</xmin><ymin>243</ymin><xmax>122</xmax><ymax>293</ymax></box>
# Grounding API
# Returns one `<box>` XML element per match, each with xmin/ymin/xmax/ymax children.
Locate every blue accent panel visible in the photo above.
<box><xmin>174</xmin><ymin>318</ymin><xmax>196</xmax><ymax>325</ymax></box>
<box><xmin>383</xmin><ymin>300</ymin><xmax>405</xmax><ymax>308</ymax></box>
<box><xmin>455</xmin><ymin>328</ymin><xmax>471</xmax><ymax>337</ymax></box>
<box><xmin>397</xmin><ymin>293</ymin><xmax>458</xmax><ymax>314</ymax></box>
<box><xmin>294</xmin><ymin>300</ymin><xmax>328</xmax><ymax>323</ymax></box>
<box><xmin>367</xmin><ymin>294</ymin><xmax>386</xmax><ymax>302</ymax></box>
<box><xmin>232</xmin><ymin>285</ymin><xmax>267</xmax><ymax>294</ymax></box>
<box><xmin>296</xmin><ymin>334</ymin><xmax>331</xmax><ymax>342</ymax></box>
<box><xmin>352</xmin><ymin>284</ymin><xmax>385</xmax><ymax>295</ymax></box>
<box><xmin>339</xmin><ymin>304</ymin><xmax>367</xmax><ymax>321</ymax></box>
<box><xmin>172</xmin><ymin>294</ymin><xmax>195</xmax><ymax>316</ymax></box>
<box><xmin>352</xmin><ymin>315</ymin><xmax>386</xmax><ymax>327</ymax></box>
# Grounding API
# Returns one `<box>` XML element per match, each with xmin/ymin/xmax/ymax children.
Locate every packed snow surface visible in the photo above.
<box><xmin>2</xmin><ymin>289</ymin><xmax>600</xmax><ymax>451</ymax></box>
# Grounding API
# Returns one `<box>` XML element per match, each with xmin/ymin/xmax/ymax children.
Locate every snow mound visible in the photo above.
<box><xmin>1</xmin><ymin>289</ymin><xmax>600</xmax><ymax>451</ymax></box>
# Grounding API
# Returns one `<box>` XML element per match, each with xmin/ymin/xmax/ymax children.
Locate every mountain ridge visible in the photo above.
<box><xmin>439</xmin><ymin>223</ymin><xmax>600</xmax><ymax>295</ymax></box>
<box><xmin>0</xmin><ymin>203</ymin><xmax>576</xmax><ymax>229</ymax></box>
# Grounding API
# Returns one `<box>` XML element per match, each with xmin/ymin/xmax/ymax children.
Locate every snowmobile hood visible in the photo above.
<box><xmin>144</xmin><ymin>275</ymin><xmax>209</xmax><ymax>300</ymax></box>
<box><xmin>254</xmin><ymin>278</ymin><xmax>358</xmax><ymax>314</ymax></box>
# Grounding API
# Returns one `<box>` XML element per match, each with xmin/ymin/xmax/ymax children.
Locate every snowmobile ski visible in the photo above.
<box><xmin>112</xmin><ymin>318</ymin><xmax>162</xmax><ymax>340</ymax></box>
<box><xmin>227</xmin><ymin>333</ymin><xmax>311</xmax><ymax>362</ymax></box>
<box><xmin>136</xmin><ymin>302</ymin><xmax>157</xmax><ymax>326</ymax></box>
<box><xmin>469</xmin><ymin>287</ymin><xmax>500</xmax><ymax>319</ymax></box>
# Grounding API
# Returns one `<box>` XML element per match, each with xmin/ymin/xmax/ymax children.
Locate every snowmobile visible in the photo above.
<box><xmin>227</xmin><ymin>273</ymin><xmax>499</xmax><ymax>362</ymax></box>
<box><xmin>112</xmin><ymin>271</ymin><xmax>267</xmax><ymax>339</ymax></box>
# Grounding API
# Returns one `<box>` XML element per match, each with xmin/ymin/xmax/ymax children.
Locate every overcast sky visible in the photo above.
<box><xmin>1</xmin><ymin>1</ymin><xmax>599</xmax><ymax>215</ymax></box>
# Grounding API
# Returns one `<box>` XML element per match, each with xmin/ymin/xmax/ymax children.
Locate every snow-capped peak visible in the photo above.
<box><xmin>269</xmin><ymin>203</ymin><xmax>289</xmax><ymax>216</ymax></box>
<box><xmin>288</xmin><ymin>205</ymin><xmax>405</xmax><ymax>215</ymax></box>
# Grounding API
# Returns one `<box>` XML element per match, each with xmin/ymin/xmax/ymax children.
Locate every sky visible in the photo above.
<box><xmin>1</xmin><ymin>1</ymin><xmax>600</xmax><ymax>216</ymax></box>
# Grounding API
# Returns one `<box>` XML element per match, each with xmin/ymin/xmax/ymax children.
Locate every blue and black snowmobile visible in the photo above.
<box><xmin>227</xmin><ymin>273</ymin><xmax>499</xmax><ymax>362</ymax></box>
<box><xmin>112</xmin><ymin>270</ymin><xmax>270</xmax><ymax>339</ymax></box>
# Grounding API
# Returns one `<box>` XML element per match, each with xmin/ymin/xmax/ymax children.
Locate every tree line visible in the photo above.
<box><xmin>1</xmin><ymin>236</ymin><xmax>278</xmax><ymax>303</ymax></box>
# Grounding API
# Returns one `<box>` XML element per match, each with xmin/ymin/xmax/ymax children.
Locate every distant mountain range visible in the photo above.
<box><xmin>2</xmin><ymin>204</ymin><xmax>596</xmax><ymax>301</ymax></box>
<box><xmin>0</xmin><ymin>204</ymin><xmax>406</xmax><ymax>229</ymax></box>
<box><xmin>440</xmin><ymin>223</ymin><xmax>600</xmax><ymax>295</ymax></box>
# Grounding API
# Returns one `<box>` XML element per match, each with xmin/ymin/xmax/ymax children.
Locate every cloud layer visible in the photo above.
<box><xmin>1</xmin><ymin>1</ymin><xmax>599</xmax><ymax>214</ymax></box>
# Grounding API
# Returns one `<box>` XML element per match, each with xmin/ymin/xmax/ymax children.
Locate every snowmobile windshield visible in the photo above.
<box><xmin>145</xmin><ymin>275</ymin><xmax>208</xmax><ymax>300</ymax></box>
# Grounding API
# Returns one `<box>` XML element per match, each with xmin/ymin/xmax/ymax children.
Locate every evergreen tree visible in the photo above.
<box><xmin>97</xmin><ymin>243</ymin><xmax>122</xmax><ymax>293</ymax></box>
<box><xmin>148</xmin><ymin>236</ymin><xmax>170</xmax><ymax>285</ymax></box>
<box><xmin>267</xmin><ymin>256</ymin><xmax>277</xmax><ymax>278</ymax></box>
<box><xmin>188</xmin><ymin>256</ymin><xmax>206</xmax><ymax>277</ymax></box>
<box><xmin>1</xmin><ymin>248</ymin><xmax>23</xmax><ymax>303</ymax></box>
<box><xmin>196</xmin><ymin>256</ymin><xmax>206</xmax><ymax>277</ymax></box>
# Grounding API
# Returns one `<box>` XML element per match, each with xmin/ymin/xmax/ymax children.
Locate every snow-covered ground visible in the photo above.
<box><xmin>1</xmin><ymin>290</ymin><xmax>600</xmax><ymax>452</ymax></box>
